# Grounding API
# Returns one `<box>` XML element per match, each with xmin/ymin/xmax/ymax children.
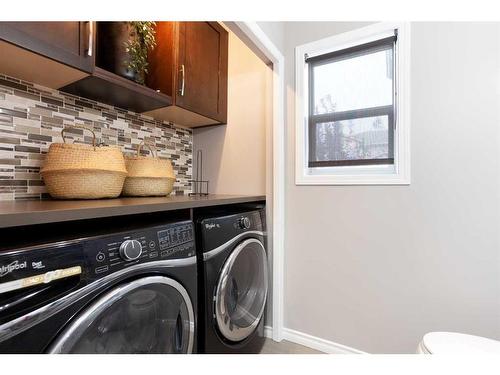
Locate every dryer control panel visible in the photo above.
<box><xmin>199</xmin><ymin>209</ymin><xmax>265</xmax><ymax>253</ymax></box>
<box><xmin>84</xmin><ymin>221</ymin><xmax>195</xmax><ymax>280</ymax></box>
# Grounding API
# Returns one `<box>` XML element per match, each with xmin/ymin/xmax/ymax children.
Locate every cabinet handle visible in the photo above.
<box><xmin>179</xmin><ymin>64</ymin><xmax>185</xmax><ymax>96</ymax></box>
<box><xmin>86</xmin><ymin>21</ymin><xmax>93</xmax><ymax>57</ymax></box>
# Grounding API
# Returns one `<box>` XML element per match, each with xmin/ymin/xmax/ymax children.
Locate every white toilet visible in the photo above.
<box><xmin>417</xmin><ymin>332</ymin><xmax>500</xmax><ymax>354</ymax></box>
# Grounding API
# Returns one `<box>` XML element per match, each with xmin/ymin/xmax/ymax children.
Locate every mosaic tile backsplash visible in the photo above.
<box><xmin>0</xmin><ymin>73</ymin><xmax>192</xmax><ymax>201</ymax></box>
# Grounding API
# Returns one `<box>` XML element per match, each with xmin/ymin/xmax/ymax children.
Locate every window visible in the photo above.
<box><xmin>295</xmin><ymin>23</ymin><xmax>410</xmax><ymax>185</ymax></box>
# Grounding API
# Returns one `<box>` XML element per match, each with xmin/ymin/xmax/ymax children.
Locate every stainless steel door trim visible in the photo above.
<box><xmin>47</xmin><ymin>276</ymin><xmax>195</xmax><ymax>354</ymax></box>
<box><xmin>214</xmin><ymin>238</ymin><xmax>268</xmax><ymax>342</ymax></box>
<box><xmin>202</xmin><ymin>231</ymin><xmax>265</xmax><ymax>261</ymax></box>
<box><xmin>0</xmin><ymin>256</ymin><xmax>196</xmax><ymax>343</ymax></box>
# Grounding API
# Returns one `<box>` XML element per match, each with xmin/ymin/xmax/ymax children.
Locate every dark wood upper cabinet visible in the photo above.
<box><xmin>0</xmin><ymin>22</ymin><xmax>94</xmax><ymax>73</ymax></box>
<box><xmin>60</xmin><ymin>22</ymin><xmax>173</xmax><ymax>114</ymax></box>
<box><xmin>0</xmin><ymin>21</ymin><xmax>228</xmax><ymax>127</ymax></box>
<box><xmin>147</xmin><ymin>22</ymin><xmax>228</xmax><ymax>126</ymax></box>
<box><xmin>177</xmin><ymin>22</ymin><xmax>228</xmax><ymax>123</ymax></box>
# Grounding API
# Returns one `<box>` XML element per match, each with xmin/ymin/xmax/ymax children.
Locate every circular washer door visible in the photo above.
<box><xmin>215</xmin><ymin>238</ymin><xmax>268</xmax><ymax>342</ymax></box>
<box><xmin>48</xmin><ymin>276</ymin><xmax>194</xmax><ymax>354</ymax></box>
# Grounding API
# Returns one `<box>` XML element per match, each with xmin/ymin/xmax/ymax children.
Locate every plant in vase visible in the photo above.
<box><xmin>124</xmin><ymin>21</ymin><xmax>157</xmax><ymax>85</ymax></box>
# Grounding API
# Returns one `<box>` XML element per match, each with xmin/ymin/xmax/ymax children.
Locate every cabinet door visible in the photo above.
<box><xmin>0</xmin><ymin>22</ymin><xmax>94</xmax><ymax>73</ymax></box>
<box><xmin>176</xmin><ymin>22</ymin><xmax>228</xmax><ymax>123</ymax></box>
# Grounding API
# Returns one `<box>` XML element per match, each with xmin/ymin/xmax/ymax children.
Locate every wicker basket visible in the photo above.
<box><xmin>41</xmin><ymin>126</ymin><xmax>127</xmax><ymax>199</ymax></box>
<box><xmin>122</xmin><ymin>142</ymin><xmax>176</xmax><ymax>197</ymax></box>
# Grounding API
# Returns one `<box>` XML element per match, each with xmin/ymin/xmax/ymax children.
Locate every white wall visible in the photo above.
<box><xmin>256</xmin><ymin>22</ymin><xmax>285</xmax><ymax>54</ymax></box>
<box><xmin>260</xmin><ymin>21</ymin><xmax>500</xmax><ymax>353</ymax></box>
<box><xmin>193</xmin><ymin>30</ymin><xmax>272</xmax><ymax>196</ymax></box>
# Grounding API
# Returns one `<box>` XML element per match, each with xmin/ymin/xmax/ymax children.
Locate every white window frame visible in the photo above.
<box><xmin>295</xmin><ymin>22</ymin><xmax>411</xmax><ymax>185</ymax></box>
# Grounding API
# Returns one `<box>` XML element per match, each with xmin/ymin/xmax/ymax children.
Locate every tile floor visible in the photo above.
<box><xmin>260</xmin><ymin>339</ymin><xmax>324</xmax><ymax>354</ymax></box>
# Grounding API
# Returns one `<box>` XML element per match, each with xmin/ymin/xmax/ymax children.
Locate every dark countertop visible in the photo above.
<box><xmin>0</xmin><ymin>194</ymin><xmax>266</xmax><ymax>229</ymax></box>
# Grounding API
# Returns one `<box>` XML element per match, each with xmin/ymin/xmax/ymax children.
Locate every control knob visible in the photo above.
<box><xmin>119</xmin><ymin>239</ymin><xmax>143</xmax><ymax>261</ymax></box>
<box><xmin>238</xmin><ymin>217</ymin><xmax>251</xmax><ymax>230</ymax></box>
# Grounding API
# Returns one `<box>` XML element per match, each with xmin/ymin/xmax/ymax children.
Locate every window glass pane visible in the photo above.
<box><xmin>312</xmin><ymin>47</ymin><xmax>393</xmax><ymax>114</ymax></box>
<box><xmin>313</xmin><ymin>116</ymin><xmax>391</xmax><ymax>162</ymax></box>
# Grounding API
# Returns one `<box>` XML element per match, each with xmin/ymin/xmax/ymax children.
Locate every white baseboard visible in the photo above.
<box><xmin>264</xmin><ymin>325</ymin><xmax>273</xmax><ymax>339</ymax></box>
<box><xmin>283</xmin><ymin>328</ymin><xmax>366</xmax><ymax>354</ymax></box>
<box><xmin>264</xmin><ymin>326</ymin><xmax>366</xmax><ymax>354</ymax></box>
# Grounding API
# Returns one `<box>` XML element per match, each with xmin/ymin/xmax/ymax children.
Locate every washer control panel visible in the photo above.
<box><xmin>85</xmin><ymin>221</ymin><xmax>195</xmax><ymax>279</ymax></box>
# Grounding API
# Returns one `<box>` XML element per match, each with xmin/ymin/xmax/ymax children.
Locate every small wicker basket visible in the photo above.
<box><xmin>41</xmin><ymin>126</ymin><xmax>127</xmax><ymax>199</ymax></box>
<box><xmin>122</xmin><ymin>142</ymin><xmax>176</xmax><ymax>197</ymax></box>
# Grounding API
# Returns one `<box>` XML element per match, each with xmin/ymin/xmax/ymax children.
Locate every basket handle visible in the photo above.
<box><xmin>137</xmin><ymin>141</ymin><xmax>157</xmax><ymax>158</ymax></box>
<box><xmin>61</xmin><ymin>125</ymin><xmax>96</xmax><ymax>149</ymax></box>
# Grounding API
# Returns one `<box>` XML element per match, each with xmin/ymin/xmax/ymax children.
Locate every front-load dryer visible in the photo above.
<box><xmin>0</xmin><ymin>220</ymin><xmax>197</xmax><ymax>354</ymax></box>
<box><xmin>196</xmin><ymin>208</ymin><xmax>268</xmax><ymax>353</ymax></box>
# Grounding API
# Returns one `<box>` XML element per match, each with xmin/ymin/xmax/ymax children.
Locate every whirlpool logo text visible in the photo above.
<box><xmin>205</xmin><ymin>223</ymin><xmax>220</xmax><ymax>230</ymax></box>
<box><xmin>0</xmin><ymin>260</ymin><xmax>27</xmax><ymax>277</ymax></box>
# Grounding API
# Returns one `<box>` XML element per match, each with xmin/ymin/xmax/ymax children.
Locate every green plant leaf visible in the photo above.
<box><xmin>123</xmin><ymin>21</ymin><xmax>157</xmax><ymax>85</ymax></box>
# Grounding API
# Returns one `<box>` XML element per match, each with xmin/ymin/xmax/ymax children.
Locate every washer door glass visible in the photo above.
<box><xmin>48</xmin><ymin>276</ymin><xmax>194</xmax><ymax>354</ymax></box>
<box><xmin>215</xmin><ymin>238</ymin><xmax>268</xmax><ymax>342</ymax></box>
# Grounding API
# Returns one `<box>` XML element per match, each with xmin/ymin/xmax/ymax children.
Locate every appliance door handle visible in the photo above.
<box><xmin>219</xmin><ymin>274</ymin><xmax>229</xmax><ymax>316</ymax></box>
<box><xmin>179</xmin><ymin>64</ymin><xmax>185</xmax><ymax>96</ymax></box>
<box><xmin>174</xmin><ymin>312</ymin><xmax>183</xmax><ymax>353</ymax></box>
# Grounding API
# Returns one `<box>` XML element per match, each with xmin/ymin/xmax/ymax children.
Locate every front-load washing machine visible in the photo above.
<box><xmin>196</xmin><ymin>208</ymin><xmax>268</xmax><ymax>353</ymax></box>
<box><xmin>0</xmin><ymin>219</ymin><xmax>197</xmax><ymax>353</ymax></box>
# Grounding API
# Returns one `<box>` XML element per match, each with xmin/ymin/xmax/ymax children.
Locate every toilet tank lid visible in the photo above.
<box><xmin>422</xmin><ymin>332</ymin><xmax>500</xmax><ymax>354</ymax></box>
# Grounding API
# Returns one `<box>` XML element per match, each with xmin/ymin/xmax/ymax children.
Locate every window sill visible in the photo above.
<box><xmin>295</xmin><ymin>172</ymin><xmax>410</xmax><ymax>186</ymax></box>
